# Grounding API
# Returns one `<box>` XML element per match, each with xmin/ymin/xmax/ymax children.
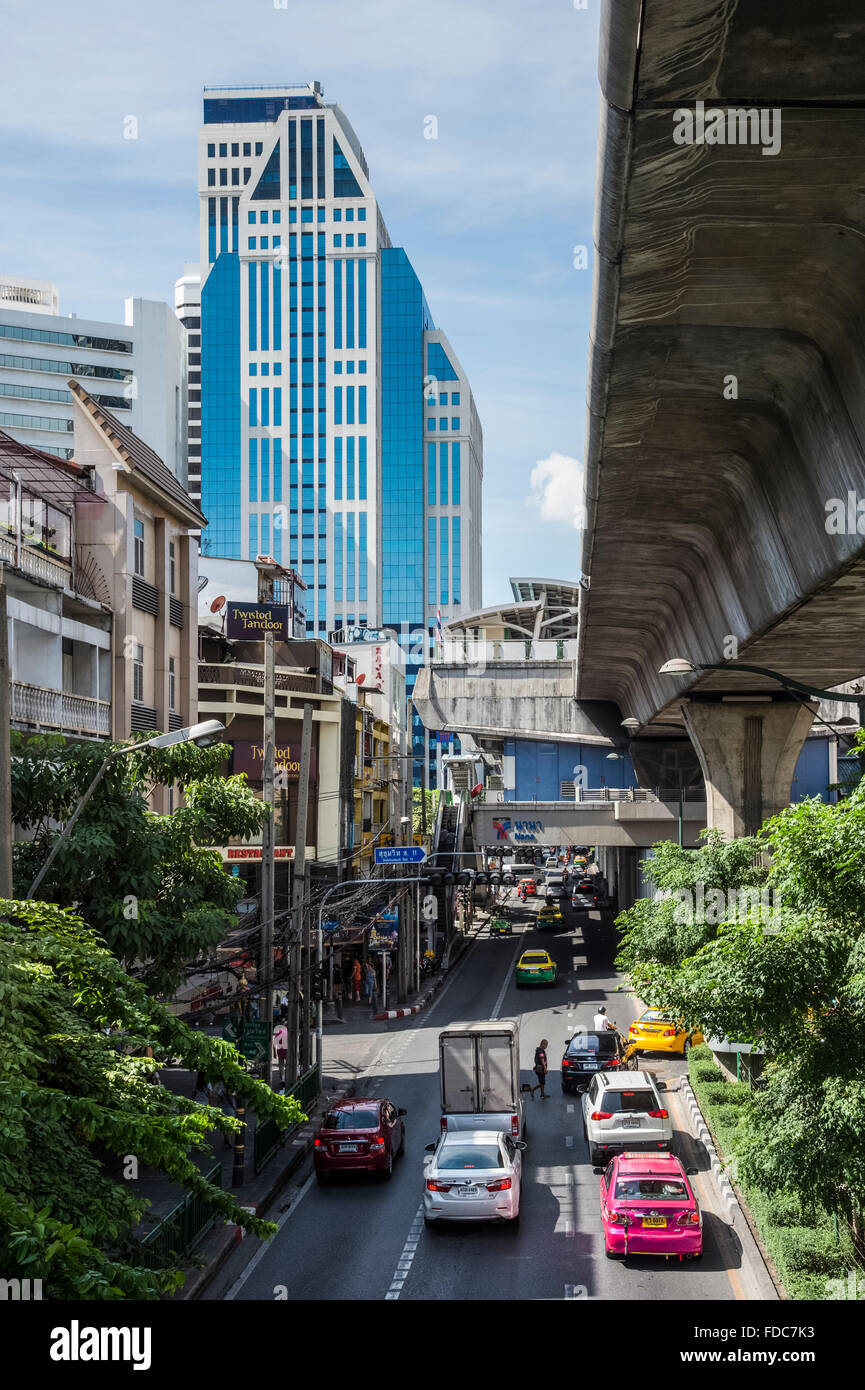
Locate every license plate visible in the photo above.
<box><xmin>457</xmin><ymin>1185</ymin><xmax>479</xmax><ymax>1196</ymax></box>
<box><xmin>622</xmin><ymin>1119</ymin><xmax>641</xmax><ymax>1128</ymax></box>
<box><xmin>339</xmin><ymin>1143</ymin><xmax>359</xmax><ymax>1152</ymax></box>
<box><xmin>642</xmin><ymin>1217</ymin><xmax>667</xmax><ymax>1227</ymax></box>
<box><xmin>583</xmin><ymin>1062</ymin><xmax>599</xmax><ymax>1070</ymax></box>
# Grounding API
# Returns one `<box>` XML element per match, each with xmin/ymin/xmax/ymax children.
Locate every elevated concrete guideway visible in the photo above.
<box><xmin>578</xmin><ymin>1</ymin><xmax>865</xmax><ymax>728</ymax></box>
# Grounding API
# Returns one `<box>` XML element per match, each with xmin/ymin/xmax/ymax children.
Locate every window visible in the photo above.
<box><xmin>273</xmin><ymin>210</ymin><xmax>281</xmax><ymax>223</ymax></box>
<box><xmin>243</xmin><ymin>141</ymin><xmax>251</xmax><ymax>156</ymax></box>
<box><xmin>255</xmin><ymin>141</ymin><xmax>263</xmax><ymax>155</ymax></box>
<box><xmin>231</xmin><ymin>142</ymin><xmax>239</xmax><ymax>157</ymax></box>
<box><xmin>169</xmin><ymin>656</ymin><xmax>177</xmax><ymax>711</ymax></box>
<box><xmin>346</xmin><ymin>209</ymin><xmax>354</xmax><ymax>222</ymax></box>
<box><xmin>333</xmin><ymin>209</ymin><xmax>341</xmax><ymax>222</ymax></box>
<box><xmin>207</xmin><ymin>143</ymin><xmax>215</xmax><ymax>157</ymax></box>
<box><xmin>248</xmin><ymin>211</ymin><xmax>256</xmax><ymax>224</ymax></box>
<box><xmin>169</xmin><ymin>541</ymin><xmax>176</xmax><ymax>595</ymax></box>
<box><xmin>346</xmin><ymin>234</ymin><xmax>354</xmax><ymax>247</ymax></box>
<box><xmin>440</xmin><ymin>393</ymin><xmax>448</xmax><ymax>406</ymax></box>
<box><xmin>133</xmin><ymin>518</ymin><xmax>145</xmax><ymax>576</ymax></box>
<box><xmin>452</xmin><ymin>391</ymin><xmax>460</xmax><ymax>405</ymax></box>
<box><xmin>452</xmin><ymin>418</ymin><xmax>460</xmax><ymax>431</ymax></box>
<box><xmin>358</xmin><ymin>207</ymin><xmax>366</xmax><ymax>221</ymax></box>
<box><xmin>207</xmin><ymin>169</ymin><xmax>215</xmax><ymax>187</ymax></box>
<box><xmin>231</xmin><ymin>168</ymin><xmax>239</xmax><ymax>185</ymax></box>
<box><xmin>358</xmin><ymin>233</ymin><xmax>366</xmax><ymax>246</ymax></box>
<box><xmin>132</xmin><ymin>644</ymin><xmax>144</xmax><ymax>703</ymax></box>
<box><xmin>333</xmin><ymin>234</ymin><xmax>342</xmax><ymax>247</ymax></box>
<box><xmin>219</xmin><ymin>143</ymin><xmax>227</xmax><ymax>157</ymax></box>
<box><xmin>248</xmin><ymin>237</ymin><xmax>257</xmax><ymax>249</ymax></box>
<box><xmin>219</xmin><ymin>168</ymin><xmax>227</xmax><ymax>186</ymax></box>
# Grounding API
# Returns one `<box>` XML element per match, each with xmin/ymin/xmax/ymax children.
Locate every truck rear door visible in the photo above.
<box><xmin>479</xmin><ymin>1032</ymin><xmax>515</xmax><ymax>1111</ymax></box>
<box><xmin>440</xmin><ymin>1035</ymin><xmax>478</xmax><ymax>1111</ymax></box>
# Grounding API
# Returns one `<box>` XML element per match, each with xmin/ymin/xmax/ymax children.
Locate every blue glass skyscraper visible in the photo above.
<box><xmin>196</xmin><ymin>84</ymin><xmax>483</xmax><ymax>785</ymax></box>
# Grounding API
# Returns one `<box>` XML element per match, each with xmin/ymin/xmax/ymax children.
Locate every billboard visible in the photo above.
<box><xmin>232</xmin><ymin>741</ymin><xmax>318</xmax><ymax>783</ymax></box>
<box><xmin>226</xmin><ymin>602</ymin><xmax>290</xmax><ymax>640</ymax></box>
<box><xmin>367</xmin><ymin>908</ymin><xmax>399</xmax><ymax>951</ymax></box>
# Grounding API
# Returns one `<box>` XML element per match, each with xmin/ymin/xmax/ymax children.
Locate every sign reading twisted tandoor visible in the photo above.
<box><xmin>226</xmin><ymin>602</ymin><xmax>290</xmax><ymax>640</ymax></box>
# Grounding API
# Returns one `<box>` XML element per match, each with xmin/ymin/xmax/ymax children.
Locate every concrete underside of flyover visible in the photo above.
<box><xmin>577</xmin><ymin>0</ymin><xmax>865</xmax><ymax>727</ymax></box>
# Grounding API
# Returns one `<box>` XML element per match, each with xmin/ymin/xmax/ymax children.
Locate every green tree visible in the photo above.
<box><xmin>0</xmin><ymin>899</ymin><xmax>304</xmax><ymax>1300</ymax></box>
<box><xmin>11</xmin><ymin>733</ymin><xmax>267</xmax><ymax>991</ymax></box>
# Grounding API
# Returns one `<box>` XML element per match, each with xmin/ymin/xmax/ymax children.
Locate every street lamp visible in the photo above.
<box><xmin>26</xmin><ymin>719</ymin><xmax>227</xmax><ymax>899</ymax></box>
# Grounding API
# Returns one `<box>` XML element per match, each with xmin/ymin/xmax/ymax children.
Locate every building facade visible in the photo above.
<box><xmin>194</xmin><ymin>83</ymin><xmax>482</xmax><ymax>785</ymax></box>
<box><xmin>0</xmin><ymin>275</ymin><xmax>188</xmax><ymax>481</ymax></box>
<box><xmin>174</xmin><ymin>265</ymin><xmax>202</xmax><ymax>503</ymax></box>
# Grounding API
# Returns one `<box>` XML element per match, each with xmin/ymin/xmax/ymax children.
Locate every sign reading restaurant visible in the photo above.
<box><xmin>226</xmin><ymin>602</ymin><xmax>290</xmax><ymax>640</ymax></box>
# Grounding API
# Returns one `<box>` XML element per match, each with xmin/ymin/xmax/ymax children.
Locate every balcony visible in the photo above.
<box><xmin>12</xmin><ymin>681</ymin><xmax>110</xmax><ymax>737</ymax></box>
<box><xmin>0</xmin><ymin>532</ymin><xmax>72</xmax><ymax>590</ymax></box>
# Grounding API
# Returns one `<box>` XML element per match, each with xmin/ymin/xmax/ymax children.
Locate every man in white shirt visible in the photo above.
<box><xmin>593</xmin><ymin>1006</ymin><xmax>617</xmax><ymax>1032</ymax></box>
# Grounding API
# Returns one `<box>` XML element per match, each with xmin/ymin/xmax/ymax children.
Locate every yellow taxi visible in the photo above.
<box><xmin>536</xmin><ymin>904</ymin><xmax>563</xmax><ymax>932</ymax></box>
<box><xmin>515</xmin><ymin>949</ymin><xmax>557</xmax><ymax>987</ymax></box>
<box><xmin>627</xmin><ymin>1010</ymin><xmax>704</xmax><ymax>1056</ymax></box>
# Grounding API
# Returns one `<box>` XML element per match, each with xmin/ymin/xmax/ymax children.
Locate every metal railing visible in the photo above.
<box><xmin>138</xmin><ymin>1160</ymin><xmax>222</xmax><ymax>1270</ymax></box>
<box><xmin>0</xmin><ymin>531</ymin><xmax>72</xmax><ymax>588</ymax></box>
<box><xmin>11</xmin><ymin>681</ymin><xmax>111</xmax><ymax>736</ymax></box>
<box><xmin>253</xmin><ymin>1061</ymin><xmax>320</xmax><ymax>1174</ymax></box>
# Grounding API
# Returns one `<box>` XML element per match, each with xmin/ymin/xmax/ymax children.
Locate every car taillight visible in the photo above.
<box><xmin>648</xmin><ymin>1109</ymin><xmax>668</xmax><ymax>1119</ymax></box>
<box><xmin>607</xmin><ymin>1210</ymin><xmax>622</xmax><ymax>1224</ymax></box>
<box><xmin>603</xmin><ymin>1059</ymin><xmax>619</xmax><ymax>1068</ymax></box>
<box><xmin>663</xmin><ymin>1029</ymin><xmax>675</xmax><ymax>1038</ymax></box>
<box><xmin>486</xmin><ymin>1178</ymin><xmax>512</xmax><ymax>1192</ymax></box>
<box><xmin>562</xmin><ymin>1059</ymin><xmax>571</xmax><ymax>1068</ymax></box>
<box><xmin>440</xmin><ymin>1116</ymin><xmax>448</xmax><ymax>1131</ymax></box>
<box><xmin>628</xmin><ymin>1026</ymin><xmax>637</xmax><ymax>1034</ymax></box>
<box><xmin>591</xmin><ymin>1111</ymin><xmax>612</xmax><ymax>1121</ymax></box>
<box><xmin>511</xmin><ymin>1115</ymin><xmax>519</xmax><ymax>1136</ymax></box>
<box><xmin>426</xmin><ymin>1180</ymin><xmax>452</xmax><ymax>1192</ymax></box>
<box><xmin>314</xmin><ymin>1137</ymin><xmax>323</xmax><ymax>1147</ymax></box>
<box><xmin>678</xmin><ymin>1211</ymin><xmax>701</xmax><ymax>1225</ymax></box>
<box><xmin>370</xmin><ymin>1136</ymin><xmax>385</xmax><ymax>1148</ymax></box>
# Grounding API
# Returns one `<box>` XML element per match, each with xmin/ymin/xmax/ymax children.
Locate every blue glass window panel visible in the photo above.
<box><xmin>359</xmin><ymin>360</ymin><xmax>367</xmax><ymax>373</ymax></box>
<box><xmin>345</xmin><ymin>259</ymin><xmax>355</xmax><ymax>348</ymax></box>
<box><xmin>346</xmin><ymin>513</ymin><xmax>355</xmax><ymax>597</ymax></box>
<box><xmin>334</xmin><ymin>361</ymin><xmax>343</xmax><ymax>375</ymax></box>
<box><xmin>274</xmin><ymin>454</ymin><xmax>282</xmax><ymax>502</ymax></box>
<box><xmin>440</xmin><ymin>518</ymin><xmax>449</xmax><ymax>605</ymax></box>
<box><xmin>300</xmin><ymin>118</ymin><xmax>313</xmax><ymax>199</ymax></box>
<box><xmin>346</xmin><ymin>436</ymin><xmax>355</xmax><ymax>499</ymax></box>
<box><xmin>346</xmin><ymin>209</ymin><xmax>354</xmax><ymax>222</ymax></box>
<box><xmin>248</xmin><ymin>261</ymin><xmax>257</xmax><ymax>349</ymax></box>
<box><xmin>334</xmin><ymin>437</ymin><xmax>342</xmax><ymax>498</ymax></box>
<box><xmin>427</xmin><ymin>418</ymin><xmax>435</xmax><ymax>431</ymax></box>
<box><xmin>346</xmin><ymin>234</ymin><xmax>354</xmax><ymax>247</ymax></box>
<box><xmin>260</xmin><ymin>211</ymin><xmax>268</xmax><ymax>224</ymax></box>
<box><xmin>334</xmin><ymin>386</ymin><xmax>342</xmax><ymax>424</ymax></box>
<box><xmin>208</xmin><ymin>143</ymin><xmax>215</xmax><ymax>157</ymax></box>
<box><xmin>248</xmin><ymin>515</ymin><xmax>257</xmax><ymax>557</ymax></box>
<box><xmin>358</xmin><ymin>207</ymin><xmax>366</xmax><ymax>221</ymax></box>
<box><xmin>273</xmin><ymin>210</ymin><xmax>281</xmax><ymax>223</ymax></box>
<box><xmin>333</xmin><ymin>234</ymin><xmax>342</xmax><ymax>248</ymax></box>
<box><xmin>272</xmin><ymin>236</ymin><xmax>280</xmax><ymax>248</ymax></box>
<box><xmin>317</xmin><ymin>207</ymin><xmax>325</xmax><ymax>222</ymax></box>
<box><xmin>273</xmin><ymin>387</ymin><xmax>282</xmax><ymax>425</ymax></box>
<box><xmin>260</xmin><ymin>387</ymin><xmax>269</xmax><ymax>427</ymax></box>
<box><xmin>359</xmin><ymin>436</ymin><xmax>367</xmax><ymax>500</ymax></box>
<box><xmin>334</xmin><ymin>209</ymin><xmax>342</xmax><ymax>222</ymax></box>
<box><xmin>273</xmin><ymin>266</ymin><xmax>282</xmax><ymax>349</ymax></box>
<box><xmin>317</xmin><ymin>231</ymin><xmax>325</xmax><ymax>256</ymax></box>
<box><xmin>207</xmin><ymin>168</ymin><xmax>216</xmax><ymax>187</ymax></box>
<box><xmin>452</xmin><ymin>441</ymin><xmax>461</xmax><ymax>504</ymax></box>
<box><xmin>440</xmin><ymin>417</ymin><xmax>448</xmax><ymax>430</ymax></box>
<box><xmin>333</xmin><ymin>259</ymin><xmax>342</xmax><ymax>348</ymax></box>
<box><xmin>316</xmin><ymin>119</ymin><xmax>325</xmax><ymax>198</ymax></box>
<box><xmin>249</xmin><ymin>388</ymin><xmax>258</xmax><ymax>427</ymax></box>
<box><xmin>301</xmin><ymin>207</ymin><xmax>313</xmax><ymax>222</ymax></box>
<box><xmin>289</xmin><ymin>208</ymin><xmax>297</xmax><ymax>223</ymax></box>
<box><xmin>249</xmin><ymin>438</ymin><xmax>258</xmax><ymax>501</ymax></box>
<box><xmin>452</xmin><ymin>418</ymin><xmax>460</xmax><ymax>431</ymax></box>
<box><xmin>208</xmin><ymin>198</ymin><xmax>217</xmax><ymax>263</ymax></box>
<box><xmin>260</xmin><ymin>237</ymin><xmax>268</xmax><ymax>249</ymax></box>
<box><xmin>358</xmin><ymin>512</ymin><xmax>367</xmax><ymax>600</ymax></box>
<box><xmin>251</xmin><ymin>142</ymin><xmax>280</xmax><ymax>200</ymax></box>
<box><xmin>427</xmin><ymin>518</ymin><xmax>436</xmax><ymax>604</ymax></box>
<box><xmin>358</xmin><ymin>385</ymin><xmax>367</xmax><ymax>424</ymax></box>
<box><xmin>288</xmin><ymin>119</ymin><xmax>296</xmax><ymax>197</ymax></box>
<box><xmin>440</xmin><ymin>443</ymin><xmax>448</xmax><ymax>504</ymax></box>
<box><xmin>275</xmin><ymin>362</ymin><xmax>282</xmax><ymax>376</ymax></box>
<box><xmin>333</xmin><ymin>139</ymin><xmax>362</xmax><ymax>197</ymax></box>
<box><xmin>249</xmin><ymin>363</ymin><xmax>258</xmax><ymax>377</ymax></box>
<box><xmin>346</xmin><ymin>385</ymin><xmax>354</xmax><ymax>425</ymax></box>
<box><xmin>358</xmin><ymin>259</ymin><xmax>367</xmax><ymax>348</ymax></box>
<box><xmin>201</xmin><ymin>252</ymin><xmax>241</xmax><ymax>556</ymax></box>
<box><xmin>451</xmin><ymin>391</ymin><xmax>460</xmax><ymax>404</ymax></box>
<box><xmin>260</xmin><ymin>261</ymin><xmax>270</xmax><ymax>349</ymax></box>
<box><xmin>426</xmin><ymin>341</ymin><xmax>459</xmax><ymax>381</ymax></box>
<box><xmin>261</xmin><ymin>513</ymin><xmax>270</xmax><ymax>554</ymax></box>
<box><xmin>358</xmin><ymin>233</ymin><xmax>367</xmax><ymax>247</ymax></box>
<box><xmin>273</xmin><ymin>524</ymin><xmax>283</xmax><ymax>563</ymax></box>
<box><xmin>440</xmin><ymin>393</ymin><xmax>448</xmax><ymax>406</ymax></box>
<box><xmin>427</xmin><ymin>442</ymin><xmax>436</xmax><ymax>505</ymax></box>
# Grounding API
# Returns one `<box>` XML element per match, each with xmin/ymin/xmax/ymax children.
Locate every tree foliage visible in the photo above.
<box><xmin>0</xmin><ymin>899</ymin><xmax>303</xmax><ymax>1300</ymax></box>
<box><xmin>11</xmin><ymin>732</ymin><xmax>267</xmax><ymax>990</ymax></box>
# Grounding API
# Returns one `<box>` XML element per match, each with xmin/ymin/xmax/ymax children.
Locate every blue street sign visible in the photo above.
<box><xmin>374</xmin><ymin>846</ymin><xmax>427</xmax><ymax>865</ymax></box>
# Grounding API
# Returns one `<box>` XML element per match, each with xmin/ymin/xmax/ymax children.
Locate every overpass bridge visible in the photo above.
<box><xmin>576</xmin><ymin>0</ymin><xmax>865</xmax><ymax>836</ymax></box>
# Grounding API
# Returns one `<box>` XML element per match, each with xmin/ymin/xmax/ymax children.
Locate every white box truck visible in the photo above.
<box><xmin>439</xmin><ymin>1019</ymin><xmax>528</xmax><ymax>1139</ymax></box>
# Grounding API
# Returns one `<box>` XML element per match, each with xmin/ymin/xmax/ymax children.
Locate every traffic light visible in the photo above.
<box><xmin>311</xmin><ymin>969</ymin><xmax>326</xmax><ymax>1001</ymax></box>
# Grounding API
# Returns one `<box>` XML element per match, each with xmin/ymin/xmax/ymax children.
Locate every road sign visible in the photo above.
<box><xmin>239</xmin><ymin>1020</ymin><xmax>271</xmax><ymax>1060</ymax></box>
<box><xmin>374</xmin><ymin>846</ymin><xmax>427</xmax><ymax>864</ymax></box>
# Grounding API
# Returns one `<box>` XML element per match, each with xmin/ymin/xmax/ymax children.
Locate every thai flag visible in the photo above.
<box><xmin>436</xmin><ymin>607</ymin><xmax>443</xmax><ymax>650</ymax></box>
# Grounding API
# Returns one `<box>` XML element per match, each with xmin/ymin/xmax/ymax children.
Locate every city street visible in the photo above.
<box><xmin>207</xmin><ymin>895</ymin><xmax>776</xmax><ymax>1302</ymax></box>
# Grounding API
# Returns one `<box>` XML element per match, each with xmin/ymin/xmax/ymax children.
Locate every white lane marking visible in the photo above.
<box><xmin>566</xmin><ymin>1104</ymin><xmax>574</xmax><ymax>1114</ymax></box>
<box><xmin>384</xmin><ymin>1203</ymin><xmax>426</xmax><ymax>1300</ymax></box>
<box><xmin>565</xmin><ymin>1135</ymin><xmax>574</xmax><ymax>1148</ymax></box>
<box><xmin>225</xmin><ymin>1169</ymin><xmax>317</xmax><ymax>1301</ymax></box>
<box><xmin>491</xmin><ymin>934</ymin><xmax>525</xmax><ymax>1019</ymax></box>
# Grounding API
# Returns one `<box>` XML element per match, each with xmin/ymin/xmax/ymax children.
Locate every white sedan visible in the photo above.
<box><xmin>423</xmin><ymin>1130</ymin><xmax>525</xmax><ymax>1227</ymax></box>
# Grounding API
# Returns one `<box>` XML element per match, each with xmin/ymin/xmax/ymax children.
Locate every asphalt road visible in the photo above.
<box><xmin>212</xmin><ymin>894</ymin><xmax>776</xmax><ymax>1302</ymax></box>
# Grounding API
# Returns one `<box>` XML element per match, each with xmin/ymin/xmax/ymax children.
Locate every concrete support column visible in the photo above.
<box><xmin>681</xmin><ymin>699</ymin><xmax>817</xmax><ymax>840</ymax></box>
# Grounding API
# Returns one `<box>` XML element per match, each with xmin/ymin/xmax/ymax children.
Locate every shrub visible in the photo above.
<box><xmin>698</xmin><ymin>1082</ymin><xmax>752</xmax><ymax>1108</ymax></box>
<box><xmin>691</xmin><ymin>1060</ymin><xmax>724</xmax><ymax>1085</ymax></box>
<box><xmin>688</xmin><ymin>1043</ymin><xmax>714</xmax><ymax>1063</ymax></box>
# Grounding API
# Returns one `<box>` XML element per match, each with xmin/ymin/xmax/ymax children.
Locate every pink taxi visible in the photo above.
<box><xmin>597</xmin><ymin>1151</ymin><xmax>702</xmax><ymax>1260</ymax></box>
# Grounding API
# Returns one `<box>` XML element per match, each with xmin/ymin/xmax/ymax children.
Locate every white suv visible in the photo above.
<box><xmin>582</xmin><ymin>1070</ymin><xmax>673</xmax><ymax>1165</ymax></box>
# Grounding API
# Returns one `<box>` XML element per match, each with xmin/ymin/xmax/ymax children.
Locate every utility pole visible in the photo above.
<box><xmin>259</xmin><ymin>630</ymin><xmax>276</xmax><ymax>1081</ymax></box>
<box><xmin>0</xmin><ymin>573</ymin><xmax>12</xmax><ymax>899</ymax></box>
<box><xmin>292</xmin><ymin>702</ymin><xmax>313</xmax><ymax>1077</ymax></box>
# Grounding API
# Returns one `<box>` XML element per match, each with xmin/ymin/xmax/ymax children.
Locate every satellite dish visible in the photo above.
<box><xmin>210</xmin><ymin>595</ymin><xmax>226</xmax><ymax>613</ymax></box>
<box><xmin>470</xmin><ymin>783</ymin><xmax>484</xmax><ymax>798</ymax></box>
<box><xmin>356</xmin><ymin>673</ymin><xmax>366</xmax><ymax>685</ymax></box>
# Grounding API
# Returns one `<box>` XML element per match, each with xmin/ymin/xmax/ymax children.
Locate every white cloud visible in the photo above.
<box><xmin>529</xmin><ymin>453</ymin><xmax>585</xmax><ymax>529</ymax></box>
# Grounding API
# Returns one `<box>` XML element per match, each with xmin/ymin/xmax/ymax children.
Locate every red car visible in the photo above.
<box><xmin>517</xmin><ymin>878</ymin><xmax>537</xmax><ymax>899</ymax></box>
<box><xmin>598</xmin><ymin>1152</ymin><xmax>702</xmax><ymax>1261</ymax></box>
<box><xmin>314</xmin><ymin>1098</ymin><xmax>406</xmax><ymax>1182</ymax></box>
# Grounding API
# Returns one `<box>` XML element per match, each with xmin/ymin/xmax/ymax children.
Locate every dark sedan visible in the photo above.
<box><xmin>314</xmin><ymin>1098</ymin><xmax>406</xmax><ymax>1181</ymax></box>
<box><xmin>561</xmin><ymin>1030</ymin><xmax>634</xmax><ymax>1093</ymax></box>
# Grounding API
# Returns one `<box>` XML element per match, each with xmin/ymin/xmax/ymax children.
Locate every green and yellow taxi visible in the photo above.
<box><xmin>536</xmin><ymin>904</ymin><xmax>563</xmax><ymax>932</ymax></box>
<box><xmin>489</xmin><ymin>911</ymin><xmax>512</xmax><ymax>937</ymax></box>
<box><xmin>515</xmin><ymin>949</ymin><xmax>557</xmax><ymax>987</ymax></box>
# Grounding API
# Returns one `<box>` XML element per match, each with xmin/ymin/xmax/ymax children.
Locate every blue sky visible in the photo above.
<box><xmin>0</xmin><ymin>0</ymin><xmax>601</xmax><ymax>604</ymax></box>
